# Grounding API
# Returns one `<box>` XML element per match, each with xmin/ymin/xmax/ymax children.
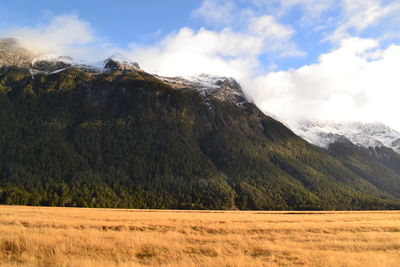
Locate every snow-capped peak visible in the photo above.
<box><xmin>103</xmin><ymin>54</ymin><xmax>140</xmax><ymax>71</ymax></box>
<box><xmin>291</xmin><ymin>119</ymin><xmax>400</xmax><ymax>153</ymax></box>
<box><xmin>26</xmin><ymin>53</ymin><xmax>142</xmax><ymax>74</ymax></box>
<box><xmin>156</xmin><ymin>74</ymin><xmax>247</xmax><ymax>106</ymax></box>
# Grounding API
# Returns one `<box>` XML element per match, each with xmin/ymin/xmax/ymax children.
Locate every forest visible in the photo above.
<box><xmin>1</xmin><ymin>66</ymin><xmax>400</xmax><ymax>210</ymax></box>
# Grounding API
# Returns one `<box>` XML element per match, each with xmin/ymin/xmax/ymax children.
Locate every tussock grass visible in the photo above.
<box><xmin>1</xmin><ymin>206</ymin><xmax>400</xmax><ymax>266</ymax></box>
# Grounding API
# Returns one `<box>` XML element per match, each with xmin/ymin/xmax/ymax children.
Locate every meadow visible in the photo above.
<box><xmin>1</xmin><ymin>206</ymin><xmax>400</xmax><ymax>266</ymax></box>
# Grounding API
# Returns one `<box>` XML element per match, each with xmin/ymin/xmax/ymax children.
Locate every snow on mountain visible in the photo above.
<box><xmin>30</xmin><ymin>54</ymin><xmax>73</xmax><ymax>73</ymax></box>
<box><xmin>291</xmin><ymin>119</ymin><xmax>400</xmax><ymax>153</ymax></box>
<box><xmin>26</xmin><ymin>54</ymin><xmax>246</xmax><ymax>105</ymax></box>
<box><xmin>103</xmin><ymin>54</ymin><xmax>140</xmax><ymax>71</ymax></box>
<box><xmin>157</xmin><ymin>74</ymin><xmax>248</xmax><ymax>106</ymax></box>
<box><xmin>0</xmin><ymin>38</ymin><xmax>247</xmax><ymax>105</ymax></box>
<box><xmin>27</xmin><ymin>53</ymin><xmax>142</xmax><ymax>74</ymax></box>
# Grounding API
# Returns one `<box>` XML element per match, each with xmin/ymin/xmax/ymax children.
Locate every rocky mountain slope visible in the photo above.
<box><xmin>1</xmin><ymin>38</ymin><xmax>400</xmax><ymax>210</ymax></box>
<box><xmin>157</xmin><ymin>74</ymin><xmax>247</xmax><ymax>106</ymax></box>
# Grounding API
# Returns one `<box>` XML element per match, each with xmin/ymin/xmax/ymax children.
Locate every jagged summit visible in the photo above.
<box><xmin>157</xmin><ymin>74</ymin><xmax>247</xmax><ymax>106</ymax></box>
<box><xmin>0</xmin><ymin>38</ymin><xmax>248</xmax><ymax>105</ymax></box>
<box><xmin>27</xmin><ymin>53</ymin><xmax>141</xmax><ymax>73</ymax></box>
<box><xmin>291</xmin><ymin>119</ymin><xmax>400</xmax><ymax>153</ymax></box>
<box><xmin>103</xmin><ymin>54</ymin><xmax>140</xmax><ymax>71</ymax></box>
<box><xmin>0</xmin><ymin>38</ymin><xmax>247</xmax><ymax>102</ymax></box>
<box><xmin>0</xmin><ymin>38</ymin><xmax>141</xmax><ymax>73</ymax></box>
<box><xmin>0</xmin><ymin>37</ymin><xmax>247</xmax><ymax>105</ymax></box>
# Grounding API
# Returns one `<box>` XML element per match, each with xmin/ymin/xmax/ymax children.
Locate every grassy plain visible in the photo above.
<box><xmin>1</xmin><ymin>206</ymin><xmax>400</xmax><ymax>266</ymax></box>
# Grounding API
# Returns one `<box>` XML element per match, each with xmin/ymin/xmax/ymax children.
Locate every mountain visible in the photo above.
<box><xmin>30</xmin><ymin>54</ymin><xmax>74</xmax><ymax>73</ymax></box>
<box><xmin>292</xmin><ymin>120</ymin><xmax>400</xmax><ymax>153</ymax></box>
<box><xmin>156</xmin><ymin>74</ymin><xmax>247</xmax><ymax>106</ymax></box>
<box><xmin>290</xmin><ymin>119</ymin><xmax>400</xmax><ymax>199</ymax></box>
<box><xmin>1</xmin><ymin>38</ymin><xmax>400</xmax><ymax>210</ymax></box>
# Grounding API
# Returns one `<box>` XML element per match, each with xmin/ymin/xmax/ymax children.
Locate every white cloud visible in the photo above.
<box><xmin>249</xmin><ymin>0</ymin><xmax>336</xmax><ymax>25</ymax></box>
<box><xmin>1</xmin><ymin>10</ymin><xmax>302</xmax><ymax>67</ymax></box>
<box><xmin>125</xmin><ymin>11</ymin><xmax>305</xmax><ymax>77</ymax></box>
<box><xmin>248</xmin><ymin>15</ymin><xmax>303</xmax><ymax>57</ymax></box>
<box><xmin>247</xmin><ymin>37</ymin><xmax>400</xmax><ymax>131</ymax></box>
<box><xmin>125</xmin><ymin>10</ymin><xmax>304</xmax><ymax>77</ymax></box>
<box><xmin>1</xmin><ymin>14</ymin><xmax>120</xmax><ymax>62</ymax></box>
<box><xmin>192</xmin><ymin>0</ymin><xmax>235</xmax><ymax>26</ymax></box>
<box><xmin>249</xmin><ymin>15</ymin><xmax>293</xmax><ymax>39</ymax></box>
<box><xmin>5</xmin><ymin>14</ymin><xmax>93</xmax><ymax>53</ymax></box>
<box><xmin>194</xmin><ymin>0</ymin><xmax>336</xmax><ymax>30</ymax></box>
<box><xmin>127</xmin><ymin>27</ymin><xmax>263</xmax><ymax>78</ymax></box>
<box><xmin>329</xmin><ymin>0</ymin><xmax>400</xmax><ymax>42</ymax></box>
<box><xmin>243</xmin><ymin>0</ymin><xmax>400</xmax><ymax>43</ymax></box>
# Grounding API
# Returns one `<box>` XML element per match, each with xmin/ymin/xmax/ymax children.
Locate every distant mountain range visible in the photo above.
<box><xmin>292</xmin><ymin>120</ymin><xmax>400</xmax><ymax>153</ymax></box>
<box><xmin>1</xmin><ymin>37</ymin><xmax>400</xmax><ymax>210</ymax></box>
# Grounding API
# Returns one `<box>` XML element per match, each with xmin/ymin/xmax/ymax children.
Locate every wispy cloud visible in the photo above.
<box><xmin>250</xmin><ymin>0</ymin><xmax>335</xmax><ymax>21</ymax></box>
<box><xmin>249</xmin><ymin>15</ymin><xmax>303</xmax><ymax>57</ymax></box>
<box><xmin>328</xmin><ymin>0</ymin><xmax>400</xmax><ymax>42</ymax></box>
<box><xmin>192</xmin><ymin>0</ymin><xmax>236</xmax><ymax>26</ymax></box>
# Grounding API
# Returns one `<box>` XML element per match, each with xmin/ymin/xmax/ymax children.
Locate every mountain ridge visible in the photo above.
<box><xmin>1</xmin><ymin>37</ymin><xmax>400</xmax><ymax>210</ymax></box>
<box><xmin>292</xmin><ymin>119</ymin><xmax>400</xmax><ymax>153</ymax></box>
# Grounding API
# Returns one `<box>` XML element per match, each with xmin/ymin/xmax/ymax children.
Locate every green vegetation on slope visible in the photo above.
<box><xmin>0</xmin><ymin>66</ymin><xmax>399</xmax><ymax>210</ymax></box>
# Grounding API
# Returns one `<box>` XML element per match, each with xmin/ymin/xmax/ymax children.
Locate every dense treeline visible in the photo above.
<box><xmin>1</xmin><ymin>66</ymin><xmax>400</xmax><ymax>210</ymax></box>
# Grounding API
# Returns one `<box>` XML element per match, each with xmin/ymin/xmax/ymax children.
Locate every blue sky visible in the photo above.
<box><xmin>0</xmin><ymin>0</ymin><xmax>343</xmax><ymax>70</ymax></box>
<box><xmin>1</xmin><ymin>0</ymin><xmax>398</xmax><ymax>71</ymax></box>
<box><xmin>1</xmin><ymin>0</ymin><xmax>400</xmax><ymax>129</ymax></box>
<box><xmin>0</xmin><ymin>1</ymin><xmax>199</xmax><ymax>46</ymax></box>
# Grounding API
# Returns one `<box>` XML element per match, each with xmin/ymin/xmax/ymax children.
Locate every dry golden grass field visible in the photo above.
<box><xmin>1</xmin><ymin>206</ymin><xmax>400</xmax><ymax>267</ymax></box>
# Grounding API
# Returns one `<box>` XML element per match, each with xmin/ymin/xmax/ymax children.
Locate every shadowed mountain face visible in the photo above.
<box><xmin>1</xmin><ymin>39</ymin><xmax>400</xmax><ymax>210</ymax></box>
